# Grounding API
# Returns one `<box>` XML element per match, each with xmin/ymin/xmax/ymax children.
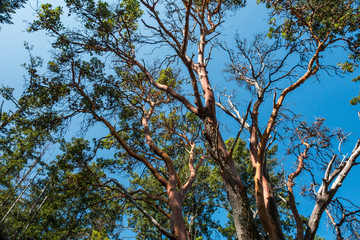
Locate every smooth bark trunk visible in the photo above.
<box><xmin>304</xmin><ymin>198</ymin><xmax>328</xmax><ymax>240</ymax></box>
<box><xmin>250</xmin><ymin>118</ymin><xmax>284</xmax><ymax>240</ymax></box>
<box><xmin>168</xmin><ymin>188</ymin><xmax>189</xmax><ymax>240</ymax></box>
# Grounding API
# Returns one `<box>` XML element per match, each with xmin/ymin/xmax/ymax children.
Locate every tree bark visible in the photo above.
<box><xmin>221</xmin><ymin>164</ymin><xmax>260</xmax><ymax>240</ymax></box>
<box><xmin>249</xmin><ymin>111</ymin><xmax>284</xmax><ymax>240</ymax></box>
<box><xmin>287</xmin><ymin>149</ymin><xmax>308</xmax><ymax>240</ymax></box>
<box><xmin>203</xmin><ymin>117</ymin><xmax>259</xmax><ymax>240</ymax></box>
<box><xmin>305</xmin><ymin>197</ymin><xmax>329</xmax><ymax>240</ymax></box>
<box><xmin>168</xmin><ymin>186</ymin><xmax>189</xmax><ymax>240</ymax></box>
<box><xmin>253</xmin><ymin>154</ymin><xmax>284</xmax><ymax>240</ymax></box>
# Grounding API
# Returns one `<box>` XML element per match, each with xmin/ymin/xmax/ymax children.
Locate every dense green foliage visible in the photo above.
<box><xmin>0</xmin><ymin>0</ymin><xmax>27</xmax><ymax>24</ymax></box>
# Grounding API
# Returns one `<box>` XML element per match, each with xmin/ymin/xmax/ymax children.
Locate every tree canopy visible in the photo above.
<box><xmin>1</xmin><ymin>0</ymin><xmax>360</xmax><ymax>239</ymax></box>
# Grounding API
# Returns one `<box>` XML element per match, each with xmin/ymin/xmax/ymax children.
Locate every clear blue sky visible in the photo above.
<box><xmin>1</xmin><ymin>0</ymin><xmax>359</xmax><ymax>239</ymax></box>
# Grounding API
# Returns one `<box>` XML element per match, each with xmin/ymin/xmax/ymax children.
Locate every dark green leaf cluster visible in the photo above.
<box><xmin>0</xmin><ymin>85</ymin><xmax>61</xmax><ymax>191</ymax></box>
<box><xmin>29</xmin><ymin>0</ymin><xmax>142</xmax><ymax>57</ymax></box>
<box><xmin>262</xmin><ymin>0</ymin><xmax>360</xmax><ymax>42</ymax></box>
<box><xmin>0</xmin><ymin>137</ymin><xmax>125</xmax><ymax>239</ymax></box>
<box><xmin>0</xmin><ymin>0</ymin><xmax>27</xmax><ymax>24</ymax></box>
<box><xmin>338</xmin><ymin>55</ymin><xmax>360</xmax><ymax>105</ymax></box>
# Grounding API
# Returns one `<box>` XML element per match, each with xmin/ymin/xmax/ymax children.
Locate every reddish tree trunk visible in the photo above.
<box><xmin>249</xmin><ymin>117</ymin><xmax>284</xmax><ymax>240</ymax></box>
<box><xmin>167</xmin><ymin>186</ymin><xmax>189</xmax><ymax>240</ymax></box>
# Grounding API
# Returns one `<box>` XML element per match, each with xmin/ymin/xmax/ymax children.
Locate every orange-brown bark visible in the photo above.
<box><xmin>287</xmin><ymin>145</ymin><xmax>309</xmax><ymax>240</ymax></box>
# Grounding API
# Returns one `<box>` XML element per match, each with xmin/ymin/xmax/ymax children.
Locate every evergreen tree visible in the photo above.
<box><xmin>0</xmin><ymin>0</ymin><xmax>27</xmax><ymax>24</ymax></box>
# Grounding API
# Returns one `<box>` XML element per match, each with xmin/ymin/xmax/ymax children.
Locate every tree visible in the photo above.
<box><xmin>0</xmin><ymin>49</ymin><xmax>124</xmax><ymax>239</ymax></box>
<box><xmin>0</xmin><ymin>138</ymin><xmax>126</xmax><ymax>239</ymax></box>
<box><xmin>124</xmin><ymin>138</ymin><xmax>295</xmax><ymax>239</ymax></box>
<box><xmin>2</xmin><ymin>0</ymin><xmax>360</xmax><ymax>239</ymax></box>
<box><xmin>0</xmin><ymin>0</ymin><xmax>27</xmax><ymax>24</ymax></box>
<box><xmin>243</xmin><ymin>1</ymin><xmax>360</xmax><ymax>239</ymax></box>
<box><xmin>0</xmin><ymin>80</ymin><xmax>62</xmax><ymax>238</ymax></box>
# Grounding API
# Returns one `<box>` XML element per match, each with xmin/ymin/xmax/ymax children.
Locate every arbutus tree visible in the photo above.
<box><xmin>24</xmin><ymin>1</ymin><xmax>211</xmax><ymax>239</ymax></box>
<box><xmin>235</xmin><ymin>1</ymin><xmax>360</xmax><ymax>239</ymax></box>
<box><xmin>124</xmin><ymin>137</ymin><xmax>297</xmax><ymax>239</ymax></box>
<box><xmin>6</xmin><ymin>0</ymin><xmax>360</xmax><ymax>239</ymax></box>
<box><xmin>284</xmin><ymin>118</ymin><xmax>360</xmax><ymax>240</ymax></box>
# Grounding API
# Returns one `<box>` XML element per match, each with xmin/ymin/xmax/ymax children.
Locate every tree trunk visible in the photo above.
<box><xmin>168</xmin><ymin>187</ymin><xmax>189</xmax><ymax>240</ymax></box>
<box><xmin>304</xmin><ymin>198</ymin><xmax>327</xmax><ymax>240</ymax></box>
<box><xmin>221</xmin><ymin>164</ymin><xmax>260</xmax><ymax>240</ymax></box>
<box><xmin>203</xmin><ymin>118</ymin><xmax>259</xmax><ymax>240</ymax></box>
<box><xmin>196</xmin><ymin>34</ymin><xmax>259</xmax><ymax>237</ymax></box>
<box><xmin>253</xmin><ymin>155</ymin><xmax>284</xmax><ymax>240</ymax></box>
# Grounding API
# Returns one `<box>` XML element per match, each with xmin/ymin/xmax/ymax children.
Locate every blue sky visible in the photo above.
<box><xmin>1</xmin><ymin>0</ymin><xmax>360</xmax><ymax>239</ymax></box>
